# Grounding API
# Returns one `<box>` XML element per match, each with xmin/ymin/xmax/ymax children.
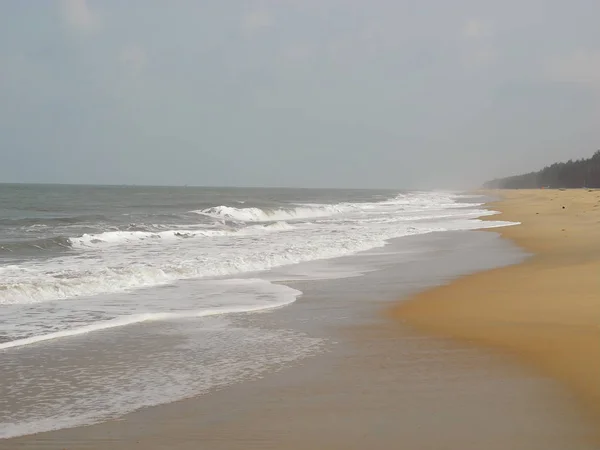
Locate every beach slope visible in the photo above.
<box><xmin>392</xmin><ymin>189</ymin><xmax>600</xmax><ymax>419</ymax></box>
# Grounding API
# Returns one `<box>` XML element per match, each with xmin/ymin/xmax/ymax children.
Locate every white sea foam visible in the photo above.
<box><xmin>0</xmin><ymin>193</ymin><xmax>516</xmax><ymax>306</ymax></box>
<box><xmin>66</xmin><ymin>223</ymin><xmax>298</xmax><ymax>250</ymax></box>
<box><xmin>195</xmin><ymin>204</ymin><xmax>352</xmax><ymax>222</ymax></box>
<box><xmin>0</xmin><ymin>277</ymin><xmax>313</xmax><ymax>438</ymax></box>
<box><xmin>0</xmin><ymin>314</ymin><xmax>176</xmax><ymax>350</ymax></box>
<box><xmin>0</xmin><ymin>226</ymin><xmax>425</xmax><ymax>305</ymax></box>
<box><xmin>0</xmin><ymin>190</ymin><xmax>518</xmax><ymax>440</ymax></box>
<box><xmin>0</xmin><ymin>315</ymin><xmax>322</xmax><ymax>439</ymax></box>
<box><xmin>69</xmin><ymin>228</ymin><xmax>232</xmax><ymax>249</ymax></box>
<box><xmin>0</xmin><ymin>280</ymin><xmax>301</xmax><ymax>351</ymax></box>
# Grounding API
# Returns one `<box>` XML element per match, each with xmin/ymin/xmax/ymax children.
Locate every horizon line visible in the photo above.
<box><xmin>0</xmin><ymin>181</ymin><xmax>428</xmax><ymax>191</ymax></box>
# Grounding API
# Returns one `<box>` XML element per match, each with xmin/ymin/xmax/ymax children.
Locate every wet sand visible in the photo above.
<box><xmin>3</xmin><ymin>202</ymin><xmax>599</xmax><ymax>449</ymax></box>
<box><xmin>393</xmin><ymin>189</ymin><xmax>600</xmax><ymax>432</ymax></box>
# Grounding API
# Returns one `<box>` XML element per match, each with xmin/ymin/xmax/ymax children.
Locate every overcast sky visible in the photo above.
<box><xmin>1</xmin><ymin>1</ymin><xmax>599</xmax><ymax>188</ymax></box>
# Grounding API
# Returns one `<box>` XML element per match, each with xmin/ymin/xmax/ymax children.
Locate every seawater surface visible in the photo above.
<box><xmin>0</xmin><ymin>184</ymin><xmax>514</xmax><ymax>438</ymax></box>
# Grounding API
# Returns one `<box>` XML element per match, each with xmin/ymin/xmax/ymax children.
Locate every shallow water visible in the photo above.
<box><xmin>0</xmin><ymin>186</ymin><xmax>516</xmax><ymax>438</ymax></box>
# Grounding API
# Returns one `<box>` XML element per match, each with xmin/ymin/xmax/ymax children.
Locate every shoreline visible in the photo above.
<box><xmin>3</xmin><ymin>201</ymin><xmax>599</xmax><ymax>448</ymax></box>
<box><xmin>392</xmin><ymin>189</ymin><xmax>600</xmax><ymax>432</ymax></box>
<box><xmin>5</xmin><ymin>228</ymin><xmax>596</xmax><ymax>449</ymax></box>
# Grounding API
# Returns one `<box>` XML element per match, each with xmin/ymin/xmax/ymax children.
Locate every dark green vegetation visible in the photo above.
<box><xmin>484</xmin><ymin>151</ymin><xmax>600</xmax><ymax>189</ymax></box>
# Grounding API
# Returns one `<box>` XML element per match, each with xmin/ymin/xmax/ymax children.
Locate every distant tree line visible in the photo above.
<box><xmin>483</xmin><ymin>151</ymin><xmax>600</xmax><ymax>189</ymax></box>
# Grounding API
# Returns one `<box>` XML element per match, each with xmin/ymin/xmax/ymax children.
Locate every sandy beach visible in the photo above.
<box><xmin>394</xmin><ymin>189</ymin><xmax>600</xmax><ymax>428</ymax></box>
<box><xmin>3</xmin><ymin>191</ymin><xmax>600</xmax><ymax>449</ymax></box>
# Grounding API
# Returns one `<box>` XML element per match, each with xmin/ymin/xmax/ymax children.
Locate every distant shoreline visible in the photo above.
<box><xmin>0</xmin><ymin>182</ymin><xmax>411</xmax><ymax>191</ymax></box>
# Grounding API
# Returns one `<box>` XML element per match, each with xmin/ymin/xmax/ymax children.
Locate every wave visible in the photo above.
<box><xmin>193</xmin><ymin>192</ymin><xmax>487</xmax><ymax>224</ymax></box>
<box><xmin>0</xmin><ymin>192</ymin><xmax>516</xmax><ymax>305</ymax></box>
<box><xmin>0</xmin><ymin>231</ymin><xmax>224</xmax><ymax>253</ymax></box>
<box><xmin>0</xmin><ymin>222</ymin><xmax>296</xmax><ymax>255</ymax></box>
<box><xmin>0</xmin><ymin>281</ymin><xmax>300</xmax><ymax>351</ymax></box>
<box><xmin>1</xmin><ymin>221</ymin><xmax>517</xmax><ymax>305</ymax></box>
<box><xmin>69</xmin><ymin>229</ymin><xmax>229</xmax><ymax>249</ymax></box>
<box><xmin>0</xmin><ymin>314</ymin><xmax>175</xmax><ymax>350</ymax></box>
<box><xmin>247</xmin><ymin>221</ymin><xmax>295</xmax><ymax>231</ymax></box>
<box><xmin>0</xmin><ymin>215</ymin><xmax>108</xmax><ymax>227</ymax></box>
<box><xmin>0</xmin><ymin>223</ymin><xmax>437</xmax><ymax>305</ymax></box>
<box><xmin>0</xmin><ymin>236</ymin><xmax>74</xmax><ymax>253</ymax></box>
<box><xmin>69</xmin><ymin>222</ymin><xmax>297</xmax><ymax>249</ymax></box>
<box><xmin>194</xmin><ymin>204</ymin><xmax>352</xmax><ymax>223</ymax></box>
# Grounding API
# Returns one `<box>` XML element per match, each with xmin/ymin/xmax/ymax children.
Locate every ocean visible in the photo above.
<box><xmin>0</xmin><ymin>184</ymin><xmax>514</xmax><ymax>439</ymax></box>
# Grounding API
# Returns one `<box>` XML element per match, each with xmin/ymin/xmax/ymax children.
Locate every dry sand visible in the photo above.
<box><xmin>392</xmin><ymin>189</ymin><xmax>600</xmax><ymax>423</ymax></box>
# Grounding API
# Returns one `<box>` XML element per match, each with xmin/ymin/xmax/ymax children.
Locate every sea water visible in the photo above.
<box><xmin>0</xmin><ymin>185</ymin><xmax>514</xmax><ymax>438</ymax></box>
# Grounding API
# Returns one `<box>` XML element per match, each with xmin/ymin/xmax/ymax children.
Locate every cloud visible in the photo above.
<box><xmin>463</xmin><ymin>48</ymin><xmax>496</xmax><ymax>68</ymax></box>
<box><xmin>61</xmin><ymin>0</ymin><xmax>99</xmax><ymax>32</ymax></box>
<box><xmin>460</xmin><ymin>18</ymin><xmax>495</xmax><ymax>69</ymax></box>
<box><xmin>546</xmin><ymin>49</ymin><xmax>600</xmax><ymax>88</ymax></box>
<box><xmin>120</xmin><ymin>44</ymin><xmax>147</xmax><ymax>76</ymax></box>
<box><xmin>462</xmin><ymin>18</ymin><xmax>491</xmax><ymax>39</ymax></box>
<box><xmin>242</xmin><ymin>10</ymin><xmax>272</xmax><ymax>32</ymax></box>
<box><xmin>282</xmin><ymin>44</ymin><xmax>312</xmax><ymax>62</ymax></box>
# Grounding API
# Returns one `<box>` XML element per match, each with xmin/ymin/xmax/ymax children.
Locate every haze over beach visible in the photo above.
<box><xmin>2</xmin><ymin>1</ymin><xmax>600</xmax><ymax>188</ymax></box>
<box><xmin>1</xmin><ymin>1</ymin><xmax>600</xmax><ymax>449</ymax></box>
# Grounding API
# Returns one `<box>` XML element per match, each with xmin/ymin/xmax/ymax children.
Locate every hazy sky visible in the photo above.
<box><xmin>1</xmin><ymin>1</ymin><xmax>599</xmax><ymax>188</ymax></box>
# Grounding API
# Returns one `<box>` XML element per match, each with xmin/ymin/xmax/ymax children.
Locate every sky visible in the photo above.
<box><xmin>1</xmin><ymin>1</ymin><xmax>599</xmax><ymax>189</ymax></box>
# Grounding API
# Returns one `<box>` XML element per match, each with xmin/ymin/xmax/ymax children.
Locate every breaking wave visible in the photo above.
<box><xmin>0</xmin><ymin>224</ymin><xmax>437</xmax><ymax>305</ymax></box>
<box><xmin>194</xmin><ymin>204</ymin><xmax>353</xmax><ymax>223</ymax></box>
<box><xmin>0</xmin><ymin>192</ymin><xmax>516</xmax><ymax>305</ymax></box>
<box><xmin>0</xmin><ymin>236</ymin><xmax>74</xmax><ymax>253</ymax></box>
<box><xmin>0</xmin><ymin>223</ymin><xmax>295</xmax><ymax>254</ymax></box>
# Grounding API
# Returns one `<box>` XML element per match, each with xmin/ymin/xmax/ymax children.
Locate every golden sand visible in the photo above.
<box><xmin>392</xmin><ymin>189</ymin><xmax>600</xmax><ymax>419</ymax></box>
